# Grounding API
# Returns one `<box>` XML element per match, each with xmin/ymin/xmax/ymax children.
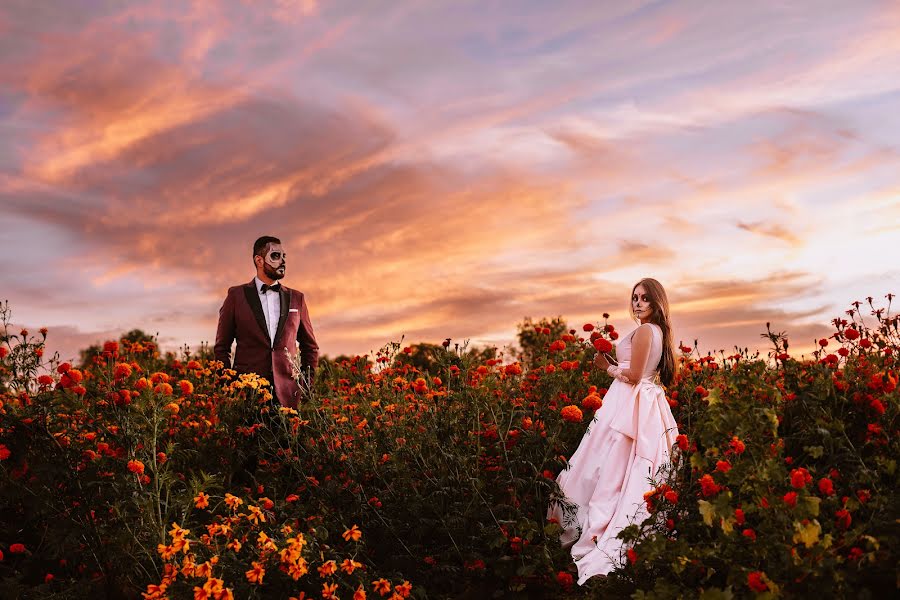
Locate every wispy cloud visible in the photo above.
<box><xmin>1</xmin><ymin>0</ymin><xmax>898</xmax><ymax>364</ymax></box>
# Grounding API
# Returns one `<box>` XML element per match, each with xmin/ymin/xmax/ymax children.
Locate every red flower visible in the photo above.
<box><xmin>844</xmin><ymin>328</ymin><xmax>860</xmax><ymax>340</ymax></box>
<box><xmin>747</xmin><ymin>571</ymin><xmax>768</xmax><ymax>592</ymax></box>
<box><xmin>9</xmin><ymin>543</ymin><xmax>26</xmax><ymax>554</ymax></box>
<box><xmin>783</xmin><ymin>491</ymin><xmax>798</xmax><ymax>508</ymax></box>
<box><xmin>716</xmin><ymin>460</ymin><xmax>732</xmax><ymax>473</ymax></box>
<box><xmin>0</xmin><ymin>445</ymin><xmax>10</xmax><ymax>461</ymax></box>
<box><xmin>699</xmin><ymin>474</ymin><xmax>721</xmax><ymax>497</ymax></box>
<box><xmin>37</xmin><ymin>375</ymin><xmax>53</xmax><ymax>386</ymax></box>
<box><xmin>728</xmin><ymin>436</ymin><xmax>745</xmax><ymax>455</ymax></box>
<box><xmin>860</xmin><ymin>338</ymin><xmax>872</xmax><ymax>349</ymax></box>
<box><xmin>0</xmin><ymin>347</ymin><xmax>7</xmax><ymax>359</ymax></box>
<box><xmin>817</xmin><ymin>478</ymin><xmax>834</xmax><ymax>496</ymax></box>
<box><xmin>789</xmin><ymin>467</ymin><xmax>812</xmax><ymax>489</ymax></box>
<box><xmin>835</xmin><ymin>509</ymin><xmax>852</xmax><ymax>530</ymax></box>
<box><xmin>695</xmin><ymin>385</ymin><xmax>709</xmax><ymax>397</ymax></box>
<box><xmin>675</xmin><ymin>434</ymin><xmax>689</xmax><ymax>451</ymax></box>
<box><xmin>742</xmin><ymin>528</ymin><xmax>757</xmax><ymax>541</ymax></box>
<box><xmin>593</xmin><ymin>338</ymin><xmax>613</xmax><ymax>353</ymax></box>
<box><xmin>663</xmin><ymin>489</ymin><xmax>679</xmax><ymax>504</ymax></box>
<box><xmin>560</xmin><ymin>405</ymin><xmax>583</xmax><ymax>423</ymax></box>
<box><xmin>556</xmin><ymin>571</ymin><xmax>573</xmax><ymax>588</ymax></box>
<box><xmin>127</xmin><ymin>460</ymin><xmax>145</xmax><ymax>475</ymax></box>
<box><xmin>504</xmin><ymin>363</ymin><xmax>522</xmax><ymax>376</ymax></box>
<box><xmin>627</xmin><ymin>548</ymin><xmax>638</xmax><ymax>564</ymax></box>
<box><xmin>818</xmin><ymin>338</ymin><xmax>829</xmax><ymax>347</ymax></box>
<box><xmin>582</xmin><ymin>323</ymin><xmax>595</xmax><ymax>332</ymax></box>
<box><xmin>734</xmin><ymin>508</ymin><xmax>745</xmax><ymax>525</ymax></box>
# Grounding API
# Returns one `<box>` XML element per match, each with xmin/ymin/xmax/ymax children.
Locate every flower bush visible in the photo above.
<box><xmin>0</xmin><ymin>299</ymin><xmax>897</xmax><ymax>598</ymax></box>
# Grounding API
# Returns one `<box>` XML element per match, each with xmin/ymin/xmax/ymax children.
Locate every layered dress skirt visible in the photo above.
<box><xmin>548</xmin><ymin>325</ymin><xmax>679</xmax><ymax>584</ymax></box>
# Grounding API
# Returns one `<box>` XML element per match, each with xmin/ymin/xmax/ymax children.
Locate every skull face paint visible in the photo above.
<box><xmin>261</xmin><ymin>243</ymin><xmax>286</xmax><ymax>280</ymax></box>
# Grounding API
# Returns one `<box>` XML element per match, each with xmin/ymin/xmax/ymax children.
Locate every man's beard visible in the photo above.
<box><xmin>264</xmin><ymin>262</ymin><xmax>285</xmax><ymax>280</ymax></box>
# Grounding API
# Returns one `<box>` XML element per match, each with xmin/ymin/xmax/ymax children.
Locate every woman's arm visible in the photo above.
<box><xmin>620</xmin><ymin>324</ymin><xmax>652</xmax><ymax>383</ymax></box>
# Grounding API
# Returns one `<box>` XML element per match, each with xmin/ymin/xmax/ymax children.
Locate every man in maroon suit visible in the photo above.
<box><xmin>215</xmin><ymin>236</ymin><xmax>319</xmax><ymax>407</ymax></box>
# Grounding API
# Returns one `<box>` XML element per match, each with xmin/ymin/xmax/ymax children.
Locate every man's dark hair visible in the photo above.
<box><xmin>253</xmin><ymin>236</ymin><xmax>281</xmax><ymax>258</ymax></box>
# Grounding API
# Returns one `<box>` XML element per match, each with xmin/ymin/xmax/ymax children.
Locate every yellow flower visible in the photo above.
<box><xmin>246</xmin><ymin>505</ymin><xmax>265</xmax><ymax>525</ymax></box>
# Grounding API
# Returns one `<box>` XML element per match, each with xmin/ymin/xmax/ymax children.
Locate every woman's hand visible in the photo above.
<box><xmin>593</xmin><ymin>352</ymin><xmax>610</xmax><ymax>371</ymax></box>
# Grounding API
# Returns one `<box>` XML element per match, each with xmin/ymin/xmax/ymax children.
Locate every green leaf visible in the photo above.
<box><xmin>802</xmin><ymin>495</ymin><xmax>821</xmax><ymax>517</ymax></box>
<box><xmin>698</xmin><ymin>500</ymin><xmax>715</xmax><ymax>526</ymax></box>
<box><xmin>707</xmin><ymin>388</ymin><xmax>722</xmax><ymax>405</ymax></box>
<box><xmin>803</xmin><ymin>445</ymin><xmax>824</xmax><ymax>458</ymax></box>
<box><xmin>699</xmin><ymin>587</ymin><xmax>735</xmax><ymax>600</ymax></box>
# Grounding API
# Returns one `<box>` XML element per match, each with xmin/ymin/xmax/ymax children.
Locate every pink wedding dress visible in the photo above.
<box><xmin>548</xmin><ymin>322</ymin><xmax>679</xmax><ymax>585</ymax></box>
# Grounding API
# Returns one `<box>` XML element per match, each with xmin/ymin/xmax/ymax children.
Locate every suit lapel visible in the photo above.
<box><xmin>274</xmin><ymin>287</ymin><xmax>290</xmax><ymax>347</ymax></box>
<box><xmin>242</xmin><ymin>281</ymin><xmax>271</xmax><ymax>345</ymax></box>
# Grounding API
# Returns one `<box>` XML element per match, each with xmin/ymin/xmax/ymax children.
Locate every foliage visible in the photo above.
<box><xmin>0</xmin><ymin>298</ymin><xmax>897</xmax><ymax>599</ymax></box>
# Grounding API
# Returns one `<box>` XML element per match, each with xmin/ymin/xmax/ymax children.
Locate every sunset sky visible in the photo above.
<box><xmin>2</xmin><ymin>0</ymin><xmax>899</xmax><ymax>363</ymax></box>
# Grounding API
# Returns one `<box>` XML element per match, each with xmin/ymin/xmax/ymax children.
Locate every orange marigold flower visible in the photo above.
<box><xmin>194</xmin><ymin>492</ymin><xmax>210</xmax><ymax>509</ymax></box>
<box><xmin>341</xmin><ymin>558</ymin><xmax>363</xmax><ymax>574</ymax></box>
<box><xmin>114</xmin><ymin>363</ymin><xmax>133</xmax><ymax>379</ymax></box>
<box><xmin>354</xmin><ymin>586</ymin><xmax>367</xmax><ymax>600</ymax></box>
<box><xmin>322</xmin><ymin>582</ymin><xmax>339</xmax><ymax>599</ymax></box>
<box><xmin>504</xmin><ymin>363</ymin><xmax>523</xmax><ymax>376</ymax></box>
<box><xmin>343</xmin><ymin>524</ymin><xmax>362</xmax><ymax>542</ymax></box>
<box><xmin>187</xmin><ymin>360</ymin><xmax>202</xmax><ymax>370</ymax></box>
<box><xmin>393</xmin><ymin>581</ymin><xmax>412</xmax><ymax>598</ymax></box>
<box><xmin>581</xmin><ymin>393</ymin><xmax>602</xmax><ymax>411</ymax></box>
<box><xmin>164</xmin><ymin>402</ymin><xmax>180</xmax><ymax>414</ymax></box>
<box><xmin>372</xmin><ymin>579</ymin><xmax>392</xmax><ymax>596</ymax></box>
<box><xmin>560</xmin><ymin>405</ymin><xmax>583</xmax><ymax>423</ymax></box>
<box><xmin>128</xmin><ymin>460</ymin><xmax>145</xmax><ymax>475</ymax></box>
<box><xmin>154</xmin><ymin>383</ymin><xmax>174</xmax><ymax>396</ymax></box>
<box><xmin>245</xmin><ymin>561</ymin><xmax>265</xmax><ymax>584</ymax></box>
<box><xmin>318</xmin><ymin>560</ymin><xmax>337</xmax><ymax>577</ymax></box>
<box><xmin>224</xmin><ymin>493</ymin><xmax>243</xmax><ymax>510</ymax></box>
<box><xmin>179</xmin><ymin>380</ymin><xmax>194</xmax><ymax>396</ymax></box>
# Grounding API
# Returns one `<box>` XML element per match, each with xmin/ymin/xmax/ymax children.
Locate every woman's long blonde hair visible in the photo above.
<box><xmin>631</xmin><ymin>278</ymin><xmax>676</xmax><ymax>386</ymax></box>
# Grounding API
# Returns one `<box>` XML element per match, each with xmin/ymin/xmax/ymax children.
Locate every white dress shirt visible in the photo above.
<box><xmin>255</xmin><ymin>276</ymin><xmax>281</xmax><ymax>347</ymax></box>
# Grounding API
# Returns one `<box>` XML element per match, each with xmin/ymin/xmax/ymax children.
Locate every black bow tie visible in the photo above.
<box><xmin>260</xmin><ymin>283</ymin><xmax>282</xmax><ymax>294</ymax></box>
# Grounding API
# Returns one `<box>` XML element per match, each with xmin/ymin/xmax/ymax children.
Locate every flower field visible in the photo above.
<box><xmin>0</xmin><ymin>299</ymin><xmax>897</xmax><ymax>599</ymax></box>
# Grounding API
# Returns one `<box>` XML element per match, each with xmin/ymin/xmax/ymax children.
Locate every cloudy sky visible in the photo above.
<box><xmin>2</xmin><ymin>0</ymin><xmax>899</xmax><ymax>363</ymax></box>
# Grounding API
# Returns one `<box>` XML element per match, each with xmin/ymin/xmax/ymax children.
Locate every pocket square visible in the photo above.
<box><xmin>289</xmin><ymin>308</ymin><xmax>299</xmax><ymax>313</ymax></box>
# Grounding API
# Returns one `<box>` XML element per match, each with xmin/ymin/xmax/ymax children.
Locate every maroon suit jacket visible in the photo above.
<box><xmin>214</xmin><ymin>280</ymin><xmax>319</xmax><ymax>408</ymax></box>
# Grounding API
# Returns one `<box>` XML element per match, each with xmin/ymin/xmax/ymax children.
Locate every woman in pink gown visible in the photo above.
<box><xmin>548</xmin><ymin>278</ymin><xmax>679</xmax><ymax>585</ymax></box>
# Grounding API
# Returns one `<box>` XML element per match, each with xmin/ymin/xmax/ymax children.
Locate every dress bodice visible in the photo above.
<box><xmin>615</xmin><ymin>323</ymin><xmax>663</xmax><ymax>380</ymax></box>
